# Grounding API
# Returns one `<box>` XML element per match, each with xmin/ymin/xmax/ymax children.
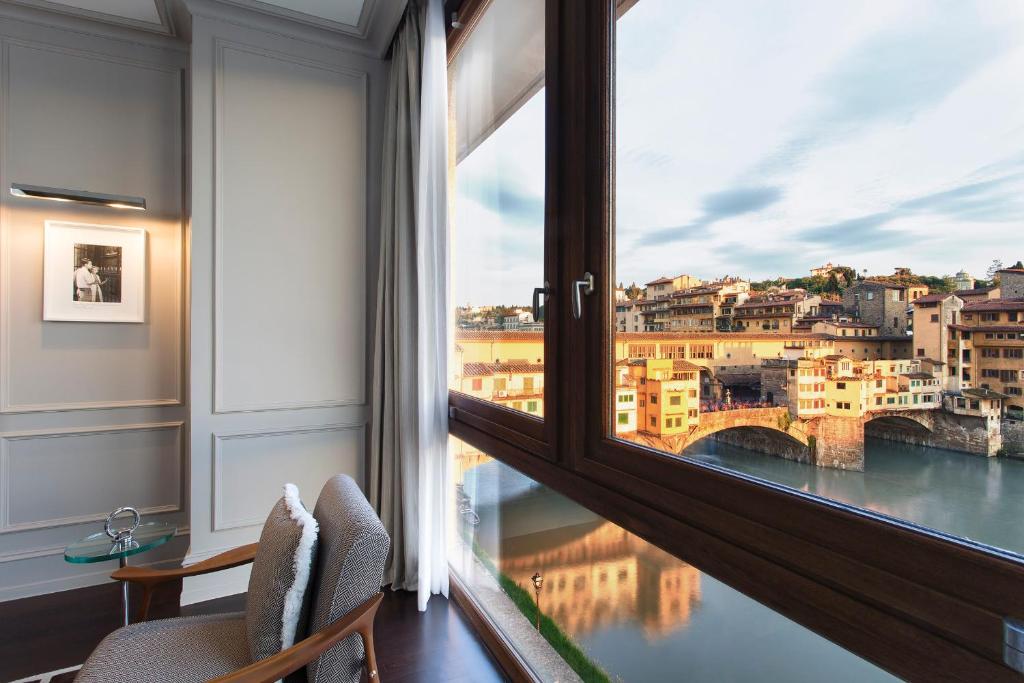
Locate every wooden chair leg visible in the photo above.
<box><xmin>361</xmin><ymin>627</ymin><xmax>379</xmax><ymax>681</ymax></box>
<box><xmin>138</xmin><ymin>585</ymin><xmax>155</xmax><ymax>622</ymax></box>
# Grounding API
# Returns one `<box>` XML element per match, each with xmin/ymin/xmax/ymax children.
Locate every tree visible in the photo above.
<box><xmin>823</xmin><ymin>273</ymin><xmax>842</xmax><ymax>296</ymax></box>
<box><xmin>624</xmin><ymin>282</ymin><xmax>643</xmax><ymax>300</ymax></box>
<box><xmin>834</xmin><ymin>266</ymin><xmax>857</xmax><ymax>287</ymax></box>
<box><xmin>987</xmin><ymin>259</ymin><xmax>1004</xmax><ymax>282</ymax></box>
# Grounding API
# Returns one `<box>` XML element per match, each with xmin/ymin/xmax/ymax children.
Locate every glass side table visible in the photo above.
<box><xmin>65</xmin><ymin>510</ymin><xmax>175</xmax><ymax>626</ymax></box>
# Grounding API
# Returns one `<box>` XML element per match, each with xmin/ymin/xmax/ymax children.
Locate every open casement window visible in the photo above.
<box><xmin>446</xmin><ymin>0</ymin><xmax>559</xmax><ymax>460</ymax></box>
<box><xmin>450</xmin><ymin>0</ymin><xmax>1024</xmax><ymax>679</ymax></box>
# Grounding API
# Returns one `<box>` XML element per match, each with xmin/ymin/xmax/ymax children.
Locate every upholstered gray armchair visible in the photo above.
<box><xmin>76</xmin><ymin>475</ymin><xmax>390</xmax><ymax>683</ymax></box>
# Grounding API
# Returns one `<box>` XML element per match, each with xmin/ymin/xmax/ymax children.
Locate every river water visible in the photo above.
<box><xmin>460</xmin><ymin>437</ymin><xmax>1024</xmax><ymax>681</ymax></box>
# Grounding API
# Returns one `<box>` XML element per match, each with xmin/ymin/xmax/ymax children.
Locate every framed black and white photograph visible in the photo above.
<box><xmin>43</xmin><ymin>221</ymin><xmax>146</xmax><ymax>323</ymax></box>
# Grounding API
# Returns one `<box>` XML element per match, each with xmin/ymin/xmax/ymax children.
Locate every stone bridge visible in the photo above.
<box><xmin>686</xmin><ymin>407</ymin><xmax>811</xmax><ymax>449</ymax></box>
<box><xmin>633</xmin><ymin>407</ymin><xmax>947</xmax><ymax>472</ymax></box>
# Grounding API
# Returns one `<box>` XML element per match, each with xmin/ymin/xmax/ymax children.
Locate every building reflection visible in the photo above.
<box><xmin>501</xmin><ymin>519</ymin><xmax>702</xmax><ymax>640</ymax></box>
<box><xmin>454</xmin><ymin>441</ymin><xmax>702</xmax><ymax>640</ymax></box>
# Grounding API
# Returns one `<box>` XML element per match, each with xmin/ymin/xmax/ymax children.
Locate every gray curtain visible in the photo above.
<box><xmin>370</xmin><ymin>1</ymin><xmax>424</xmax><ymax>592</ymax></box>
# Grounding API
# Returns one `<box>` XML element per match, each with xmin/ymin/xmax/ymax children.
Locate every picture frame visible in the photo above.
<box><xmin>43</xmin><ymin>221</ymin><xmax>147</xmax><ymax>323</ymax></box>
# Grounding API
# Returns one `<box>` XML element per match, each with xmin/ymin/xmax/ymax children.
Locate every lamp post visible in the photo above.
<box><xmin>531</xmin><ymin>572</ymin><xmax>544</xmax><ymax>632</ymax></box>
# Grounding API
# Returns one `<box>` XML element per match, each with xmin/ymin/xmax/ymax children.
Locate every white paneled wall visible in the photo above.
<box><xmin>214</xmin><ymin>42</ymin><xmax>366</xmax><ymax>413</ymax></box>
<box><xmin>184</xmin><ymin>4</ymin><xmax>384</xmax><ymax>604</ymax></box>
<box><xmin>0</xmin><ymin>9</ymin><xmax>188</xmax><ymax>600</ymax></box>
<box><xmin>0</xmin><ymin>0</ymin><xmax>388</xmax><ymax>604</ymax></box>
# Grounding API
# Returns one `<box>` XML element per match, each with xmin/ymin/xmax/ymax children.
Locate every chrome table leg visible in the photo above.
<box><xmin>120</xmin><ymin>556</ymin><xmax>129</xmax><ymax>627</ymax></box>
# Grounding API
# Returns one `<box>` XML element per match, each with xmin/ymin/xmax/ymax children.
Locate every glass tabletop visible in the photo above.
<box><xmin>64</xmin><ymin>521</ymin><xmax>176</xmax><ymax>564</ymax></box>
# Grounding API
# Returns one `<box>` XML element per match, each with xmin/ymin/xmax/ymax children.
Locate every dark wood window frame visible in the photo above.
<box><xmin>446</xmin><ymin>1</ymin><xmax>1024</xmax><ymax>680</ymax></box>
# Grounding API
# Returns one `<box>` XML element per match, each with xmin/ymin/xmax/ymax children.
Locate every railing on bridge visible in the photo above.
<box><xmin>700</xmin><ymin>400</ymin><xmax>776</xmax><ymax>413</ymax></box>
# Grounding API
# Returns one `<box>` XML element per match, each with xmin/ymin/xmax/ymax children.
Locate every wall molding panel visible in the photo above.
<box><xmin>211</xmin><ymin>38</ymin><xmax>367</xmax><ymax>414</ymax></box>
<box><xmin>0</xmin><ymin>36</ymin><xmax>186</xmax><ymax>414</ymax></box>
<box><xmin>184</xmin><ymin>9</ymin><xmax>384</xmax><ymax>606</ymax></box>
<box><xmin>212</xmin><ymin>421</ymin><xmax>364</xmax><ymax>531</ymax></box>
<box><xmin>0</xmin><ymin>422</ymin><xmax>184</xmax><ymax>534</ymax></box>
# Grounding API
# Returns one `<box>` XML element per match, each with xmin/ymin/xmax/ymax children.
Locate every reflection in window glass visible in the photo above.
<box><xmin>449</xmin><ymin>0</ymin><xmax>546</xmax><ymax>416</ymax></box>
<box><xmin>612</xmin><ymin>0</ymin><xmax>1024</xmax><ymax>555</ymax></box>
<box><xmin>450</xmin><ymin>437</ymin><xmax>893</xmax><ymax>682</ymax></box>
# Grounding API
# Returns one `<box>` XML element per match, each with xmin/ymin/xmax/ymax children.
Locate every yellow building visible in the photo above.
<box><xmin>626</xmin><ymin>359</ymin><xmax>701</xmax><ymax>436</ymax></box>
<box><xmin>907</xmin><ymin>284</ymin><xmax>930</xmax><ymax>302</ymax></box>
<box><xmin>645</xmin><ymin>274</ymin><xmax>703</xmax><ymax>298</ymax></box>
<box><xmin>612</xmin><ymin>368</ymin><xmax>639</xmax><ymax>434</ymax></box>
<box><xmin>454</xmin><ymin>330</ymin><xmax>920</xmax><ymax>424</ymax></box>
<box><xmin>458</xmin><ymin>360</ymin><xmax>544</xmax><ymax>416</ymax></box>
<box><xmin>812</xmin><ymin>320</ymin><xmax>879</xmax><ymax>337</ymax></box>
<box><xmin>764</xmin><ymin>354</ymin><xmax>942</xmax><ymax>419</ymax></box>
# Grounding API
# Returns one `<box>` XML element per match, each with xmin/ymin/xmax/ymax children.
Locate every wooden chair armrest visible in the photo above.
<box><xmin>110</xmin><ymin>543</ymin><xmax>259</xmax><ymax>622</ymax></box>
<box><xmin>111</xmin><ymin>543</ymin><xmax>259</xmax><ymax>586</ymax></box>
<box><xmin>208</xmin><ymin>592</ymin><xmax>384</xmax><ymax>683</ymax></box>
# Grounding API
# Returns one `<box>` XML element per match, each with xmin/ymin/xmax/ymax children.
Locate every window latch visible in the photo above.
<box><xmin>572</xmin><ymin>272</ymin><xmax>595</xmax><ymax>320</ymax></box>
<box><xmin>532</xmin><ymin>281</ymin><xmax>551</xmax><ymax>322</ymax></box>
<box><xmin>1004</xmin><ymin>617</ymin><xmax>1024</xmax><ymax>672</ymax></box>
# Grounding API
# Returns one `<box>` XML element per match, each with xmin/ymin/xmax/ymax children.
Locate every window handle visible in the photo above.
<box><xmin>532</xmin><ymin>281</ymin><xmax>551</xmax><ymax>322</ymax></box>
<box><xmin>572</xmin><ymin>272</ymin><xmax>595</xmax><ymax>320</ymax></box>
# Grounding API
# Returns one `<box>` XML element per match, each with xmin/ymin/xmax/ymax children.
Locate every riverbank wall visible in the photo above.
<box><xmin>1003</xmin><ymin>419</ymin><xmax>1024</xmax><ymax>458</ymax></box>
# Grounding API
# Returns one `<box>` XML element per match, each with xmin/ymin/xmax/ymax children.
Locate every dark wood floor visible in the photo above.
<box><xmin>0</xmin><ymin>580</ymin><xmax>505</xmax><ymax>683</ymax></box>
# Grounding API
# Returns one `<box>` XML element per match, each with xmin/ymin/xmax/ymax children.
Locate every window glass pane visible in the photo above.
<box><xmin>449</xmin><ymin>0</ymin><xmax>546</xmax><ymax>417</ymax></box>
<box><xmin>451</xmin><ymin>437</ymin><xmax>892</xmax><ymax>681</ymax></box>
<box><xmin>612</xmin><ymin>1</ymin><xmax>1024</xmax><ymax>554</ymax></box>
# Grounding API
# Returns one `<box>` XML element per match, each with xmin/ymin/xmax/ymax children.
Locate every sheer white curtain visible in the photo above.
<box><xmin>370</xmin><ymin>0</ymin><xmax>449</xmax><ymax>612</ymax></box>
<box><xmin>415</xmin><ymin>0</ymin><xmax>450</xmax><ymax>611</ymax></box>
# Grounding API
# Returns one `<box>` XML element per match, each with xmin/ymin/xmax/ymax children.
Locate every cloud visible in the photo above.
<box><xmin>639</xmin><ymin>185</ymin><xmax>782</xmax><ymax>246</ymax></box>
<box><xmin>702</xmin><ymin>186</ymin><xmax>782</xmax><ymax>217</ymax></box>
<box><xmin>897</xmin><ymin>171</ymin><xmax>1024</xmax><ymax>220</ymax></box>
<box><xmin>711</xmin><ymin>242</ymin><xmax>809</xmax><ymax>279</ymax></box>
<box><xmin>753</xmin><ymin>11</ymin><xmax>1014</xmax><ymax>179</ymax></box>
<box><xmin>815</xmin><ymin>14</ymin><xmax>1010</xmax><ymax>128</ymax></box>
<box><xmin>796</xmin><ymin>169</ymin><xmax>1024</xmax><ymax>250</ymax></box>
<box><xmin>797</xmin><ymin>212</ymin><xmax>914</xmax><ymax>250</ymax></box>
<box><xmin>459</xmin><ymin>175</ymin><xmax>544</xmax><ymax>228</ymax></box>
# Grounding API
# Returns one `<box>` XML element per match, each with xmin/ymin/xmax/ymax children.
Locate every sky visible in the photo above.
<box><xmin>452</xmin><ymin>0</ymin><xmax>1024</xmax><ymax>306</ymax></box>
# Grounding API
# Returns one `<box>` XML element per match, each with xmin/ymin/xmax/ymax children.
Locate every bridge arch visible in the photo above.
<box><xmin>687</xmin><ymin>424</ymin><xmax>812</xmax><ymax>463</ymax></box>
<box><xmin>683</xmin><ymin>408</ymin><xmax>810</xmax><ymax>448</ymax></box>
<box><xmin>864</xmin><ymin>411</ymin><xmax>934</xmax><ymax>434</ymax></box>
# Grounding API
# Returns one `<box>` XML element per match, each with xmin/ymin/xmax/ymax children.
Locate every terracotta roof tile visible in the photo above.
<box><xmin>962</xmin><ymin>298</ymin><xmax>1024</xmax><ymax>312</ymax></box>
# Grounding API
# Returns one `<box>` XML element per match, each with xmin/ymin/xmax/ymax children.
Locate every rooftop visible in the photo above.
<box><xmin>857</xmin><ymin>280</ymin><xmax>907</xmax><ymax>290</ymax></box>
<box><xmin>953</xmin><ymin>286</ymin><xmax>997</xmax><ymax>296</ymax></box>
<box><xmin>962</xmin><ymin>298</ymin><xmax>1024</xmax><ymax>312</ymax></box>
<box><xmin>911</xmin><ymin>293</ymin><xmax>956</xmax><ymax>305</ymax></box>
<box><xmin>962</xmin><ymin>388</ymin><xmax>1010</xmax><ymax>400</ymax></box>
<box><xmin>462</xmin><ymin>361</ymin><xmax>545</xmax><ymax>376</ymax></box>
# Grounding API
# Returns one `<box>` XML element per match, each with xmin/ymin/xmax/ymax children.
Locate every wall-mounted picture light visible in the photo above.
<box><xmin>9</xmin><ymin>183</ymin><xmax>146</xmax><ymax>211</ymax></box>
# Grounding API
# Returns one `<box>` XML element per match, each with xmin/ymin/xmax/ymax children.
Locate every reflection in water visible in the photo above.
<box><xmin>454</xmin><ymin>444</ymin><xmax>893</xmax><ymax>681</ymax></box>
<box><xmin>501</xmin><ymin>520</ymin><xmax>702</xmax><ymax>639</ymax></box>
